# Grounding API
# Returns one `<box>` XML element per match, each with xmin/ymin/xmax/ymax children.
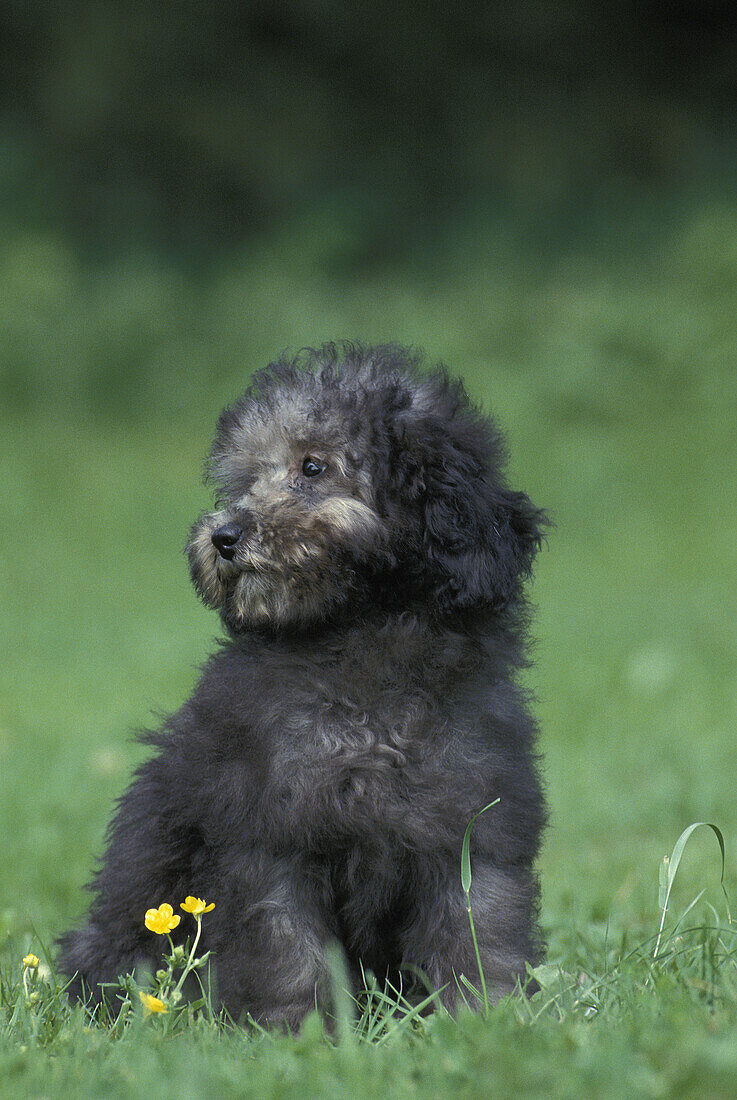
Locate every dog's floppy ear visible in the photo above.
<box><xmin>408</xmin><ymin>413</ymin><xmax>546</xmax><ymax>613</ymax></box>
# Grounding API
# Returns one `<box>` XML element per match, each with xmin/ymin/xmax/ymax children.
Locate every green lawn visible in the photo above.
<box><xmin>2</xmin><ymin>205</ymin><xmax>737</xmax><ymax>1096</ymax></box>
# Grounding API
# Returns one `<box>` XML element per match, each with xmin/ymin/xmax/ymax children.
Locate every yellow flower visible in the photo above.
<box><xmin>139</xmin><ymin>991</ymin><xmax>168</xmax><ymax>1014</ymax></box>
<box><xmin>144</xmin><ymin>902</ymin><xmax>181</xmax><ymax>934</ymax></box>
<box><xmin>22</xmin><ymin>954</ymin><xmax>39</xmax><ymax>970</ymax></box>
<box><xmin>180</xmin><ymin>896</ymin><xmax>215</xmax><ymax>917</ymax></box>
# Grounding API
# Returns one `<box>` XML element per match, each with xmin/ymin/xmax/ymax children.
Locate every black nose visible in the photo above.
<box><xmin>211</xmin><ymin>523</ymin><xmax>243</xmax><ymax>560</ymax></box>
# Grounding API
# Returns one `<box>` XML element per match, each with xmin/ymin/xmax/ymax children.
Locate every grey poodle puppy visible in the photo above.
<box><xmin>59</xmin><ymin>343</ymin><xmax>547</xmax><ymax>1027</ymax></box>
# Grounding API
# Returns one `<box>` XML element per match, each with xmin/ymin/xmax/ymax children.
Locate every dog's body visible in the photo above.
<box><xmin>59</xmin><ymin>345</ymin><xmax>547</xmax><ymax>1026</ymax></box>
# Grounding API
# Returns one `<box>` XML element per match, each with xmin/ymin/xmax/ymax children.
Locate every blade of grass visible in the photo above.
<box><xmin>325</xmin><ymin>943</ymin><xmax>356</xmax><ymax>1045</ymax></box>
<box><xmin>654</xmin><ymin>822</ymin><xmax>731</xmax><ymax>959</ymax></box>
<box><xmin>460</xmin><ymin>798</ymin><xmax>500</xmax><ymax>1015</ymax></box>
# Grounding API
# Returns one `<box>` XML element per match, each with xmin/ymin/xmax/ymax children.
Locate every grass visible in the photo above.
<box><xmin>2</xmin><ymin>197</ymin><xmax>737</xmax><ymax>1095</ymax></box>
<box><xmin>4</xmin><ymin>895</ymin><xmax>737</xmax><ymax>1098</ymax></box>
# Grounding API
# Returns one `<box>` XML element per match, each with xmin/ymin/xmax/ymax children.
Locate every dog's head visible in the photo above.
<box><xmin>188</xmin><ymin>344</ymin><xmax>546</xmax><ymax>631</ymax></box>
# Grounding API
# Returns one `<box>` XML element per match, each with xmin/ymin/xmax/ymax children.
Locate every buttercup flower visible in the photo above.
<box><xmin>144</xmin><ymin>902</ymin><xmax>181</xmax><ymax>934</ymax></box>
<box><xmin>180</xmin><ymin>896</ymin><xmax>215</xmax><ymax>917</ymax></box>
<box><xmin>22</xmin><ymin>954</ymin><xmax>39</xmax><ymax>970</ymax></box>
<box><xmin>139</xmin><ymin>991</ymin><xmax>168</xmax><ymax>1014</ymax></box>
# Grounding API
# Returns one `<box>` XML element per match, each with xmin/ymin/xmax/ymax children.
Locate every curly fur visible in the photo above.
<box><xmin>58</xmin><ymin>343</ymin><xmax>548</xmax><ymax>1028</ymax></box>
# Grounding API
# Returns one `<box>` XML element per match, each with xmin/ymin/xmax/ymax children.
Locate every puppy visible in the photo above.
<box><xmin>59</xmin><ymin>343</ymin><xmax>547</xmax><ymax>1027</ymax></box>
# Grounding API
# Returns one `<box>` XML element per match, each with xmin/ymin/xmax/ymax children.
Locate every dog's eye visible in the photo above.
<box><xmin>302</xmin><ymin>457</ymin><xmax>325</xmax><ymax>477</ymax></box>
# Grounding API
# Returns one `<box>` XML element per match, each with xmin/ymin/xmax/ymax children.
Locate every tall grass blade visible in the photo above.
<box><xmin>654</xmin><ymin>822</ymin><xmax>731</xmax><ymax>959</ymax></box>
<box><xmin>325</xmin><ymin>943</ymin><xmax>356</xmax><ymax>1045</ymax></box>
<box><xmin>460</xmin><ymin>798</ymin><xmax>500</xmax><ymax>1014</ymax></box>
<box><xmin>460</xmin><ymin>799</ymin><xmax>500</xmax><ymax>894</ymax></box>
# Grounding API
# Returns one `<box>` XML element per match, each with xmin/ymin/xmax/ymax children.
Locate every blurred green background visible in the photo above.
<box><xmin>1</xmin><ymin>2</ymin><xmax>736</xmax><ymax>964</ymax></box>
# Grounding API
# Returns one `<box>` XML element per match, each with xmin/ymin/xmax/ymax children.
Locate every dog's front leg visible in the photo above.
<box><xmin>209</xmin><ymin>853</ymin><xmax>337</xmax><ymax>1030</ymax></box>
<box><xmin>399</xmin><ymin>857</ymin><xmax>541</xmax><ymax>1009</ymax></box>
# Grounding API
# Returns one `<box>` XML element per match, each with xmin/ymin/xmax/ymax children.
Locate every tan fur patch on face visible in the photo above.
<box><xmin>311</xmin><ymin>497</ymin><xmax>385</xmax><ymax>543</ymax></box>
<box><xmin>229</xmin><ymin>570</ymin><xmax>330</xmax><ymax>629</ymax></box>
<box><xmin>190</xmin><ymin>490</ymin><xmax>387</xmax><ymax>628</ymax></box>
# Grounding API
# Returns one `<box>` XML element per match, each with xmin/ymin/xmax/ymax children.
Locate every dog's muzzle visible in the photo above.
<box><xmin>211</xmin><ymin>522</ymin><xmax>243</xmax><ymax>561</ymax></box>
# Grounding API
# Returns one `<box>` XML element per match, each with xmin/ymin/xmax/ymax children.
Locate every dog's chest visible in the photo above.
<box><xmin>266</xmin><ymin>691</ymin><xmax>443</xmax><ymax>836</ymax></box>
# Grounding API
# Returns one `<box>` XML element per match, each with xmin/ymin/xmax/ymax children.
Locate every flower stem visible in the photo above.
<box><xmin>173</xmin><ymin>916</ymin><xmax>202</xmax><ymax>997</ymax></box>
